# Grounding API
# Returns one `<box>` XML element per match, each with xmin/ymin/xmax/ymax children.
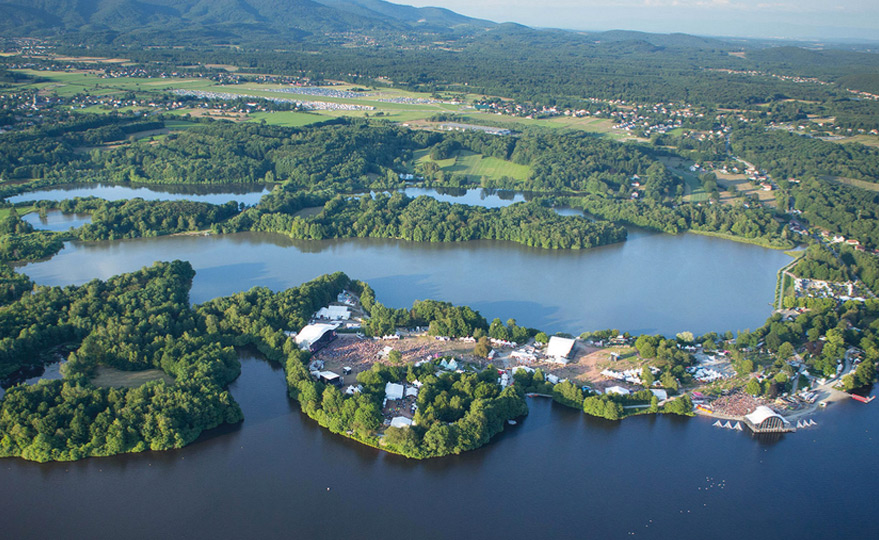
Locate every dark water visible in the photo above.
<box><xmin>6</xmin><ymin>183</ymin><xmax>271</xmax><ymax>206</ymax></box>
<box><xmin>17</xmin><ymin>230</ymin><xmax>790</xmax><ymax>336</ymax></box>
<box><xmin>21</xmin><ymin>210</ymin><xmax>92</xmax><ymax>231</ymax></box>
<box><xmin>2</xmin><ymin>353</ymin><xmax>876</xmax><ymax>540</ymax></box>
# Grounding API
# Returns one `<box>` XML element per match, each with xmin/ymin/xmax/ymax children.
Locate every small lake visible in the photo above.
<box><xmin>399</xmin><ymin>187</ymin><xmax>530</xmax><ymax>208</ymax></box>
<box><xmin>21</xmin><ymin>210</ymin><xmax>92</xmax><ymax>231</ymax></box>
<box><xmin>17</xmin><ymin>230</ymin><xmax>790</xmax><ymax>336</ymax></box>
<box><xmin>6</xmin><ymin>183</ymin><xmax>272</xmax><ymax>206</ymax></box>
<box><xmin>1</xmin><ymin>353</ymin><xmax>876</xmax><ymax>540</ymax></box>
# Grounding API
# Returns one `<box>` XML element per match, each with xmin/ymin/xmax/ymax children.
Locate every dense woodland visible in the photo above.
<box><xmin>222</xmin><ymin>192</ymin><xmax>627</xmax><ymax>250</ymax></box>
<box><xmin>790</xmin><ymin>179</ymin><xmax>879</xmax><ymax>250</ymax></box>
<box><xmin>0</xmin><ymin>261</ymin><xmax>243</xmax><ymax>461</ymax></box>
<box><xmin>731</xmin><ymin>128</ymin><xmax>879</xmax><ymax>183</ymax></box>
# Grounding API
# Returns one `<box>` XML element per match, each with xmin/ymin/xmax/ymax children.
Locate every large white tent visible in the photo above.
<box><xmin>385</xmin><ymin>382</ymin><xmax>405</xmax><ymax>401</ymax></box>
<box><xmin>295</xmin><ymin>323</ymin><xmax>337</xmax><ymax>350</ymax></box>
<box><xmin>546</xmin><ymin>336</ymin><xmax>576</xmax><ymax>363</ymax></box>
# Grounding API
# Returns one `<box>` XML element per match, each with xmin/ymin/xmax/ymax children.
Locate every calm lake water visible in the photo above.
<box><xmin>2</xmin><ymin>353</ymin><xmax>876</xmax><ymax>540</ymax></box>
<box><xmin>7</xmin><ymin>183</ymin><xmax>272</xmax><ymax>206</ymax></box>
<box><xmin>17</xmin><ymin>230</ymin><xmax>790</xmax><ymax>336</ymax></box>
<box><xmin>21</xmin><ymin>210</ymin><xmax>92</xmax><ymax>231</ymax></box>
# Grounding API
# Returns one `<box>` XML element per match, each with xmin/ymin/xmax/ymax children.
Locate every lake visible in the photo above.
<box><xmin>16</xmin><ymin>229</ymin><xmax>790</xmax><ymax>337</ymax></box>
<box><xmin>6</xmin><ymin>183</ymin><xmax>272</xmax><ymax>206</ymax></box>
<box><xmin>21</xmin><ymin>210</ymin><xmax>92</xmax><ymax>232</ymax></box>
<box><xmin>1</xmin><ymin>352</ymin><xmax>875</xmax><ymax>540</ymax></box>
<box><xmin>399</xmin><ymin>187</ymin><xmax>530</xmax><ymax>208</ymax></box>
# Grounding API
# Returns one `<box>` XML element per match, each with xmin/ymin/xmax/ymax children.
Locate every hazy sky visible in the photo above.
<box><xmin>405</xmin><ymin>0</ymin><xmax>879</xmax><ymax>41</ymax></box>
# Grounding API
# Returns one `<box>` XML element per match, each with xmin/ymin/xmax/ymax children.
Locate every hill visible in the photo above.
<box><xmin>0</xmin><ymin>0</ymin><xmax>493</xmax><ymax>43</ymax></box>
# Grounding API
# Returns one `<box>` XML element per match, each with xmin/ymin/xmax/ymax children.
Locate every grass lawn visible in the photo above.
<box><xmin>413</xmin><ymin>149</ymin><xmax>531</xmax><ymax>181</ymax></box>
<box><xmin>679</xmin><ymin>170</ymin><xmax>711</xmax><ymax>202</ymax></box>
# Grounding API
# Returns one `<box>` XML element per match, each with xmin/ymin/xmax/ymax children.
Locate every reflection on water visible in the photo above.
<box><xmin>7</xmin><ymin>183</ymin><xmax>272</xmax><ymax>206</ymax></box>
<box><xmin>21</xmin><ymin>210</ymin><xmax>92</xmax><ymax>231</ymax></box>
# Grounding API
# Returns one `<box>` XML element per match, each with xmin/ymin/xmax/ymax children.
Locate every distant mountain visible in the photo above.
<box><xmin>586</xmin><ymin>30</ymin><xmax>735</xmax><ymax>50</ymax></box>
<box><xmin>313</xmin><ymin>0</ymin><xmax>493</xmax><ymax>29</ymax></box>
<box><xmin>0</xmin><ymin>0</ymin><xmax>493</xmax><ymax>43</ymax></box>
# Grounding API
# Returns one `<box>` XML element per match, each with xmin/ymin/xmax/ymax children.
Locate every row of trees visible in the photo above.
<box><xmin>569</xmin><ymin>195</ymin><xmax>795</xmax><ymax>248</ymax></box>
<box><xmin>56</xmin><ymin>197</ymin><xmax>240</xmax><ymax>240</ymax></box>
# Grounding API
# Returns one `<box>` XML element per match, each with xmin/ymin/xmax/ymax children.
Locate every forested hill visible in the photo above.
<box><xmin>0</xmin><ymin>0</ymin><xmax>493</xmax><ymax>42</ymax></box>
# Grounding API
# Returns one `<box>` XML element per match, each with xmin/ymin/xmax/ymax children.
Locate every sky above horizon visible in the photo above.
<box><xmin>405</xmin><ymin>0</ymin><xmax>879</xmax><ymax>41</ymax></box>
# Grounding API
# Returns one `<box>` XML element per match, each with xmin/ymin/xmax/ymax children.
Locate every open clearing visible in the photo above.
<box><xmin>413</xmin><ymin>149</ymin><xmax>531</xmax><ymax>181</ymax></box>
<box><xmin>837</xmin><ymin>135</ymin><xmax>879</xmax><ymax>149</ymax></box>
<box><xmin>822</xmin><ymin>175</ymin><xmax>879</xmax><ymax>192</ymax></box>
<box><xmin>91</xmin><ymin>366</ymin><xmax>174</xmax><ymax>388</ymax></box>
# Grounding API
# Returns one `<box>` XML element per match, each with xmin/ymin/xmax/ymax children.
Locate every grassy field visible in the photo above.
<box><xmin>246</xmin><ymin>111</ymin><xmax>330</xmax><ymax>127</ymax></box>
<box><xmin>824</xmin><ymin>175</ymin><xmax>879</xmax><ymax>192</ymax></box>
<box><xmin>91</xmin><ymin>366</ymin><xmax>174</xmax><ymax>388</ymax></box>
<box><xmin>413</xmin><ymin>149</ymin><xmax>531</xmax><ymax>181</ymax></box>
<box><xmin>458</xmin><ymin>112</ymin><xmax>630</xmax><ymax>138</ymax></box>
<box><xmin>1</xmin><ymin>205</ymin><xmax>35</xmax><ymax>219</ymax></box>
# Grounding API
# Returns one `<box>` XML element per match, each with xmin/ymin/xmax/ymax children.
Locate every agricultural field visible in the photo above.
<box><xmin>412</xmin><ymin>149</ymin><xmax>531</xmax><ymax>181</ymax></box>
